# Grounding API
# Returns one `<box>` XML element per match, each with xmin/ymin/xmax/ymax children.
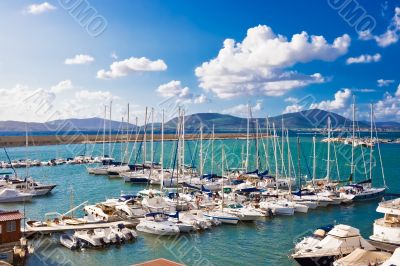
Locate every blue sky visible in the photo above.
<box><xmin>0</xmin><ymin>0</ymin><xmax>399</xmax><ymax>123</ymax></box>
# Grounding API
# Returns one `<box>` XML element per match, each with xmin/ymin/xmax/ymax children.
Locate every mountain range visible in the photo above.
<box><xmin>0</xmin><ymin>109</ymin><xmax>399</xmax><ymax>133</ymax></box>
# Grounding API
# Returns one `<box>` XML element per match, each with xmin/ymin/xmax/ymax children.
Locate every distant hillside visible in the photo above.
<box><xmin>0</xmin><ymin>109</ymin><xmax>398</xmax><ymax>133</ymax></box>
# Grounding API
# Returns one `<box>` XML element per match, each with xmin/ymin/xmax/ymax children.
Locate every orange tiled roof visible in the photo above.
<box><xmin>133</xmin><ymin>258</ymin><xmax>184</xmax><ymax>266</ymax></box>
<box><xmin>0</xmin><ymin>210</ymin><xmax>23</xmax><ymax>222</ymax></box>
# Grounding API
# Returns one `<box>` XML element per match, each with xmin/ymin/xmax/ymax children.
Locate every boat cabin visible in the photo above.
<box><xmin>0</xmin><ymin>210</ymin><xmax>23</xmax><ymax>244</ymax></box>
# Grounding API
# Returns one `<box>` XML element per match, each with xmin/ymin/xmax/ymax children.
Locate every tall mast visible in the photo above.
<box><xmin>109</xmin><ymin>100</ymin><xmax>112</xmax><ymax>158</ymax></box>
<box><xmin>182</xmin><ymin>109</ymin><xmax>185</xmax><ymax>170</ymax></box>
<box><xmin>351</xmin><ymin>97</ymin><xmax>355</xmax><ymax>179</ymax></box>
<box><xmin>273</xmin><ymin>123</ymin><xmax>278</xmax><ymax>178</ymax></box>
<box><xmin>326</xmin><ymin>116</ymin><xmax>331</xmax><ymax>181</ymax></box>
<box><xmin>124</xmin><ymin>103</ymin><xmax>130</xmax><ymax>164</ymax></box>
<box><xmin>286</xmin><ymin>129</ymin><xmax>291</xmax><ymax>178</ymax></box>
<box><xmin>312</xmin><ymin>135</ymin><xmax>316</xmax><ymax>184</ymax></box>
<box><xmin>256</xmin><ymin>119</ymin><xmax>259</xmax><ymax>170</ymax></box>
<box><xmin>143</xmin><ymin>107</ymin><xmax>148</xmax><ymax>166</ymax></box>
<box><xmin>103</xmin><ymin>105</ymin><xmax>106</xmax><ymax>158</ymax></box>
<box><xmin>265</xmin><ymin>116</ymin><xmax>270</xmax><ymax>168</ymax></box>
<box><xmin>245</xmin><ymin>104</ymin><xmax>250</xmax><ymax>172</ymax></box>
<box><xmin>200</xmin><ymin>124</ymin><xmax>203</xmax><ymax>176</ymax></box>
<box><xmin>369</xmin><ymin>103</ymin><xmax>373</xmax><ymax>181</ymax></box>
<box><xmin>297</xmin><ymin>136</ymin><xmax>301</xmax><ymax>187</ymax></box>
<box><xmin>161</xmin><ymin>109</ymin><xmax>164</xmax><ymax>191</ymax></box>
<box><xmin>281</xmin><ymin>117</ymin><xmax>284</xmax><ymax>177</ymax></box>
<box><xmin>211</xmin><ymin>124</ymin><xmax>215</xmax><ymax>175</ymax></box>
<box><xmin>151</xmin><ymin>108</ymin><xmax>154</xmax><ymax>165</ymax></box>
<box><xmin>221</xmin><ymin>145</ymin><xmax>225</xmax><ymax>210</ymax></box>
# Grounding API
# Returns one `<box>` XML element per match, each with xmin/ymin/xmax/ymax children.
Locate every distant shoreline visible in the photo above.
<box><xmin>0</xmin><ymin>131</ymin><xmax>399</xmax><ymax>148</ymax></box>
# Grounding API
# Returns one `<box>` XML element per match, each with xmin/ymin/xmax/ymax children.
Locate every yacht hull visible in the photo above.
<box><xmin>293</xmin><ymin>255</ymin><xmax>335</xmax><ymax>266</ymax></box>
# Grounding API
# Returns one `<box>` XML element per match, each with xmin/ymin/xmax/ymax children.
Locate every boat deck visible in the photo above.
<box><xmin>368</xmin><ymin>240</ymin><xmax>400</xmax><ymax>253</ymax></box>
<box><xmin>22</xmin><ymin>221</ymin><xmax>136</xmax><ymax>236</ymax></box>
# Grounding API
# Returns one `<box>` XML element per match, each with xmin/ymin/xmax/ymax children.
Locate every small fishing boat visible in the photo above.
<box><xmin>333</xmin><ymin>248</ymin><xmax>391</xmax><ymax>266</ymax></box>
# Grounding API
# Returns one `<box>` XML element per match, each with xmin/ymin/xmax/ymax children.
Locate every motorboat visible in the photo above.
<box><xmin>370</xmin><ymin>197</ymin><xmax>400</xmax><ymax>245</ymax></box>
<box><xmin>291</xmin><ymin>224</ymin><xmax>376</xmax><ymax>266</ymax></box>
<box><xmin>83</xmin><ymin>205</ymin><xmax>120</xmax><ymax>223</ymax></box>
<box><xmin>260</xmin><ymin>200</ymin><xmax>295</xmax><ymax>216</ymax></box>
<box><xmin>136</xmin><ymin>213</ymin><xmax>180</xmax><ymax>236</ymax></box>
<box><xmin>294</xmin><ymin>225</ymin><xmax>333</xmax><ymax>252</ymax></box>
<box><xmin>333</xmin><ymin>248</ymin><xmax>391</xmax><ymax>266</ymax></box>
<box><xmin>110</xmin><ymin>224</ymin><xmax>137</xmax><ymax>241</ymax></box>
<box><xmin>93</xmin><ymin>228</ymin><xmax>119</xmax><ymax>244</ymax></box>
<box><xmin>223</xmin><ymin>203</ymin><xmax>265</xmax><ymax>221</ymax></box>
<box><xmin>60</xmin><ymin>234</ymin><xmax>79</xmax><ymax>250</ymax></box>
<box><xmin>0</xmin><ymin>188</ymin><xmax>34</xmax><ymax>203</ymax></box>
<box><xmin>73</xmin><ymin>230</ymin><xmax>105</xmax><ymax>247</ymax></box>
<box><xmin>203</xmin><ymin>209</ymin><xmax>239</xmax><ymax>224</ymax></box>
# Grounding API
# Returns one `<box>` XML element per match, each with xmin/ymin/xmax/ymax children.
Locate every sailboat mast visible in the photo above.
<box><xmin>182</xmin><ymin>110</ymin><xmax>186</xmax><ymax>177</ymax></box>
<box><xmin>312</xmin><ymin>135</ymin><xmax>316</xmax><ymax>184</ymax></box>
<box><xmin>327</xmin><ymin>116</ymin><xmax>331</xmax><ymax>181</ymax></box>
<box><xmin>266</xmin><ymin>116</ymin><xmax>270</xmax><ymax>168</ymax></box>
<box><xmin>109</xmin><ymin>100</ymin><xmax>112</xmax><ymax>158</ymax></box>
<box><xmin>221</xmin><ymin>146</ymin><xmax>224</xmax><ymax>210</ymax></box>
<box><xmin>151</xmin><ymin>107</ymin><xmax>154</xmax><ymax>166</ymax></box>
<box><xmin>369</xmin><ymin>103</ymin><xmax>373</xmax><ymax>181</ymax></box>
<box><xmin>200</xmin><ymin>125</ymin><xmax>203</xmax><ymax>176</ymax></box>
<box><xmin>245</xmin><ymin>104</ymin><xmax>250</xmax><ymax>172</ymax></box>
<box><xmin>161</xmin><ymin>109</ymin><xmax>164</xmax><ymax>191</ymax></box>
<box><xmin>297</xmin><ymin>136</ymin><xmax>301</xmax><ymax>187</ymax></box>
<box><xmin>273</xmin><ymin>123</ymin><xmax>278</xmax><ymax>178</ymax></box>
<box><xmin>351</xmin><ymin>97</ymin><xmax>355</xmax><ymax>178</ymax></box>
<box><xmin>103</xmin><ymin>105</ymin><xmax>106</xmax><ymax>158</ymax></box>
<box><xmin>143</xmin><ymin>107</ymin><xmax>148</xmax><ymax>166</ymax></box>
<box><xmin>256</xmin><ymin>119</ymin><xmax>259</xmax><ymax>170</ymax></box>
<box><xmin>281</xmin><ymin>117</ymin><xmax>285</xmax><ymax>177</ymax></box>
<box><xmin>211</xmin><ymin>124</ymin><xmax>215</xmax><ymax>175</ymax></box>
<box><xmin>286</xmin><ymin>129</ymin><xmax>291</xmax><ymax>178</ymax></box>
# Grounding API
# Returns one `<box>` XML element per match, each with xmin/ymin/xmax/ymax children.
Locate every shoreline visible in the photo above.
<box><xmin>0</xmin><ymin>133</ymin><xmax>262</xmax><ymax>148</ymax></box>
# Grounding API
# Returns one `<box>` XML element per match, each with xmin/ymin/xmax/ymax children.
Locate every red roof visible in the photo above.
<box><xmin>133</xmin><ymin>258</ymin><xmax>184</xmax><ymax>266</ymax></box>
<box><xmin>0</xmin><ymin>210</ymin><xmax>23</xmax><ymax>222</ymax></box>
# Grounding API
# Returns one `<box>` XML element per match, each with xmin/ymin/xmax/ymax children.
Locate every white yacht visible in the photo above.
<box><xmin>223</xmin><ymin>203</ymin><xmax>265</xmax><ymax>221</ymax></box>
<box><xmin>260</xmin><ymin>199</ymin><xmax>295</xmax><ymax>216</ymax></box>
<box><xmin>73</xmin><ymin>230</ymin><xmax>105</xmax><ymax>247</ymax></box>
<box><xmin>370</xmin><ymin>198</ymin><xmax>400</xmax><ymax>245</ymax></box>
<box><xmin>203</xmin><ymin>209</ymin><xmax>240</xmax><ymax>224</ymax></box>
<box><xmin>292</xmin><ymin>224</ymin><xmax>375</xmax><ymax>266</ymax></box>
<box><xmin>136</xmin><ymin>213</ymin><xmax>180</xmax><ymax>236</ymax></box>
<box><xmin>0</xmin><ymin>188</ymin><xmax>34</xmax><ymax>203</ymax></box>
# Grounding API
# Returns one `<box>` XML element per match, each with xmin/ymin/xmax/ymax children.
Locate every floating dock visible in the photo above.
<box><xmin>22</xmin><ymin>221</ymin><xmax>136</xmax><ymax>237</ymax></box>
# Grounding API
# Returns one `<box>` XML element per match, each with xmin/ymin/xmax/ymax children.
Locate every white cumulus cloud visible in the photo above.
<box><xmin>359</xmin><ymin>7</ymin><xmax>400</xmax><ymax>47</ymax></box>
<box><xmin>156</xmin><ymin>80</ymin><xmax>208</xmax><ymax>104</ymax></box>
<box><xmin>50</xmin><ymin>80</ymin><xmax>73</xmax><ymax>93</ymax></box>
<box><xmin>26</xmin><ymin>2</ymin><xmax>56</xmax><ymax>15</ymax></box>
<box><xmin>346</xmin><ymin>53</ymin><xmax>381</xmax><ymax>64</ymax></box>
<box><xmin>310</xmin><ymin>88</ymin><xmax>352</xmax><ymax>111</ymax></box>
<box><xmin>64</xmin><ymin>54</ymin><xmax>94</xmax><ymax>65</ymax></box>
<box><xmin>97</xmin><ymin>57</ymin><xmax>167</xmax><ymax>79</ymax></box>
<box><xmin>195</xmin><ymin>25</ymin><xmax>350</xmax><ymax>99</ymax></box>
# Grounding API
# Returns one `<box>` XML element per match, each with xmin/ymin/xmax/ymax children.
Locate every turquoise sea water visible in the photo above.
<box><xmin>0</xmin><ymin>134</ymin><xmax>399</xmax><ymax>266</ymax></box>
